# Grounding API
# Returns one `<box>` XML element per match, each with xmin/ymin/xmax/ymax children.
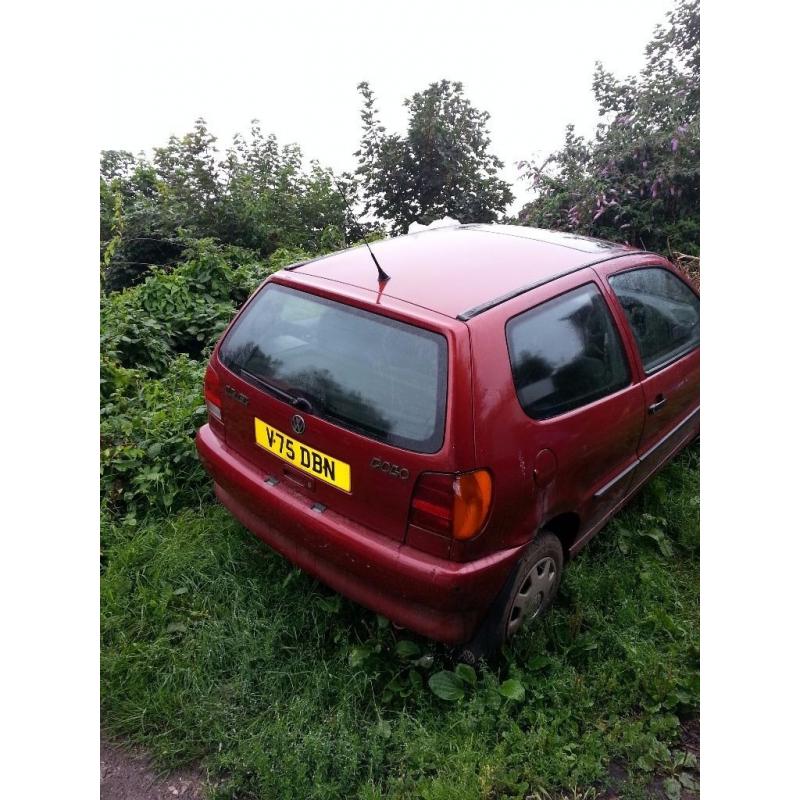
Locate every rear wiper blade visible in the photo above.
<box><xmin>240</xmin><ymin>368</ymin><xmax>314</xmax><ymax>412</ymax></box>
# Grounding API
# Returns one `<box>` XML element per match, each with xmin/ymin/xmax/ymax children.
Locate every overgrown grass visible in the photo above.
<box><xmin>101</xmin><ymin>446</ymin><xmax>699</xmax><ymax>800</ymax></box>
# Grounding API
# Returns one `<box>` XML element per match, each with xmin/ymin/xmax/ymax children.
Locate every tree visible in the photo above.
<box><xmin>518</xmin><ymin>0</ymin><xmax>699</xmax><ymax>255</ymax></box>
<box><xmin>356</xmin><ymin>80</ymin><xmax>513</xmax><ymax>234</ymax></box>
<box><xmin>216</xmin><ymin>121</ymin><xmax>367</xmax><ymax>255</ymax></box>
<box><xmin>100</xmin><ymin>149</ymin><xmax>185</xmax><ymax>291</ymax></box>
<box><xmin>100</xmin><ymin>119</ymin><xmax>360</xmax><ymax>291</ymax></box>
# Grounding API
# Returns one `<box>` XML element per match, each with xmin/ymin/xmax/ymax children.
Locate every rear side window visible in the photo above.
<box><xmin>219</xmin><ymin>284</ymin><xmax>448</xmax><ymax>453</ymax></box>
<box><xmin>507</xmin><ymin>283</ymin><xmax>630</xmax><ymax>420</ymax></box>
<box><xmin>608</xmin><ymin>267</ymin><xmax>699</xmax><ymax>373</ymax></box>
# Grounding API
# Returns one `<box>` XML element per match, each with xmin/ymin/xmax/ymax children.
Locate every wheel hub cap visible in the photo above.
<box><xmin>507</xmin><ymin>556</ymin><xmax>557</xmax><ymax>636</ymax></box>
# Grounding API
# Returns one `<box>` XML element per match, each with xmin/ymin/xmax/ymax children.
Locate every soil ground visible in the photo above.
<box><xmin>598</xmin><ymin>720</ymin><xmax>700</xmax><ymax>800</ymax></box>
<box><xmin>100</xmin><ymin>737</ymin><xmax>207</xmax><ymax>800</ymax></box>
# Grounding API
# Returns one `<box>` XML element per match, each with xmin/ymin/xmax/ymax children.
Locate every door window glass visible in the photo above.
<box><xmin>609</xmin><ymin>268</ymin><xmax>699</xmax><ymax>373</ymax></box>
<box><xmin>506</xmin><ymin>283</ymin><xmax>630</xmax><ymax>420</ymax></box>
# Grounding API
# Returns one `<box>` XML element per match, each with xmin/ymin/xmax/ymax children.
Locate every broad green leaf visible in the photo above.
<box><xmin>376</xmin><ymin>718</ymin><xmax>391</xmax><ymax>739</ymax></box>
<box><xmin>395</xmin><ymin>640</ymin><xmax>421</xmax><ymax>659</ymax></box>
<box><xmin>454</xmin><ymin>663</ymin><xmax>477</xmax><ymax>687</ymax></box>
<box><xmin>498</xmin><ymin>678</ymin><xmax>525</xmax><ymax>701</ymax></box>
<box><xmin>348</xmin><ymin>645</ymin><xmax>372</xmax><ymax>668</ymax></box>
<box><xmin>429</xmin><ymin>671</ymin><xmax>465</xmax><ymax>701</ymax></box>
<box><xmin>663</xmin><ymin>777</ymin><xmax>681</xmax><ymax>800</ymax></box>
<box><xmin>528</xmin><ymin>655</ymin><xmax>549</xmax><ymax>671</ymax></box>
<box><xmin>315</xmin><ymin>595</ymin><xmax>341</xmax><ymax>614</ymax></box>
<box><xmin>636</xmin><ymin>754</ymin><xmax>655</xmax><ymax>771</ymax></box>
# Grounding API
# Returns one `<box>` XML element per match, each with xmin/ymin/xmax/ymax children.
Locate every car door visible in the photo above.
<box><xmin>495</xmin><ymin>274</ymin><xmax>645</xmax><ymax>540</ymax></box>
<box><xmin>599</xmin><ymin>263</ymin><xmax>700</xmax><ymax>486</ymax></box>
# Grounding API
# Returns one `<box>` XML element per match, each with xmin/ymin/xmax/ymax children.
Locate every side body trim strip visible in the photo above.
<box><xmin>593</xmin><ymin>405</ymin><xmax>700</xmax><ymax>499</ymax></box>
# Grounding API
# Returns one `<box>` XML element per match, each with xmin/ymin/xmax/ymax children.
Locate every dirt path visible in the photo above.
<box><xmin>100</xmin><ymin>737</ymin><xmax>207</xmax><ymax>800</ymax></box>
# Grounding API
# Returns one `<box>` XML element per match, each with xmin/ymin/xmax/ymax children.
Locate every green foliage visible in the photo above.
<box><xmin>101</xmin><ymin>356</ymin><xmax>208</xmax><ymax>518</ymax></box>
<box><xmin>518</xmin><ymin>0</ymin><xmax>699</xmax><ymax>255</ymax></box>
<box><xmin>103</xmin><ymin>241</ymin><xmax>235</xmax><ymax>374</ymax></box>
<box><xmin>101</xmin><ymin>448</ymin><xmax>699</xmax><ymax>798</ymax></box>
<box><xmin>100</xmin><ymin>151</ymin><xmax>186</xmax><ymax>291</ymax></box>
<box><xmin>101</xmin><ymin>239</ymin><xmax>293</xmax><ymax>373</ymax></box>
<box><xmin>356</xmin><ymin>80</ymin><xmax>514</xmax><ymax>234</ymax></box>
<box><xmin>100</xmin><ymin>239</ymin><xmax>312</xmax><ymax>519</ymax></box>
<box><xmin>429</xmin><ymin>670</ymin><xmax>467</xmax><ymax>701</ymax></box>
<box><xmin>100</xmin><ymin>119</ymin><xmax>359</xmax><ymax>291</ymax></box>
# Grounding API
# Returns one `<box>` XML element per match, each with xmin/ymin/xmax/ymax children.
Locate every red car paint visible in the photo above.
<box><xmin>196</xmin><ymin>224</ymin><xmax>699</xmax><ymax>645</ymax></box>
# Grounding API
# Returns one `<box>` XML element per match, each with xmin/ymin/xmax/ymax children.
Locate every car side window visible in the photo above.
<box><xmin>506</xmin><ymin>283</ymin><xmax>630</xmax><ymax>420</ymax></box>
<box><xmin>608</xmin><ymin>267</ymin><xmax>699</xmax><ymax>373</ymax></box>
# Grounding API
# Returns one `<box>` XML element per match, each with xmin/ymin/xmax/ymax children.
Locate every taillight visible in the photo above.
<box><xmin>409</xmin><ymin>473</ymin><xmax>454</xmax><ymax>536</ymax></box>
<box><xmin>410</xmin><ymin>469</ymin><xmax>493</xmax><ymax>541</ymax></box>
<box><xmin>204</xmin><ymin>364</ymin><xmax>222</xmax><ymax>422</ymax></box>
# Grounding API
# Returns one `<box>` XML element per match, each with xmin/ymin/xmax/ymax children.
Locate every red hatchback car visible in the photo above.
<box><xmin>196</xmin><ymin>224</ymin><xmax>699</xmax><ymax>659</ymax></box>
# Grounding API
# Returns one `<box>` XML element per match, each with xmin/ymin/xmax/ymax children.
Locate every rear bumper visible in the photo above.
<box><xmin>196</xmin><ymin>424</ymin><xmax>522</xmax><ymax>644</ymax></box>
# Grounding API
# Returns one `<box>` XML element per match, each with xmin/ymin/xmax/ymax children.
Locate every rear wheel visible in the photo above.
<box><xmin>457</xmin><ymin>532</ymin><xmax>563</xmax><ymax>664</ymax></box>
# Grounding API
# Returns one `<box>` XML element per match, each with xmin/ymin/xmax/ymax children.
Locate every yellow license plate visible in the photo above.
<box><xmin>254</xmin><ymin>418</ymin><xmax>351</xmax><ymax>492</ymax></box>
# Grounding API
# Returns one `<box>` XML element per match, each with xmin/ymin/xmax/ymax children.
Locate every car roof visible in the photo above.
<box><xmin>289</xmin><ymin>223</ymin><xmax>642</xmax><ymax>320</ymax></box>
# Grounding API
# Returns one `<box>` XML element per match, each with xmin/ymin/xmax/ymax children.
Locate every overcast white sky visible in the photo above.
<box><xmin>99</xmin><ymin>0</ymin><xmax>674</xmax><ymax>213</ymax></box>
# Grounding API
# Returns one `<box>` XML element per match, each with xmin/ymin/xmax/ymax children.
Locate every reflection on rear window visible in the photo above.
<box><xmin>219</xmin><ymin>284</ymin><xmax>448</xmax><ymax>453</ymax></box>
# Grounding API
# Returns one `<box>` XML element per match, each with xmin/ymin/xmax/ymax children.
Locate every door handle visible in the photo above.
<box><xmin>648</xmin><ymin>395</ymin><xmax>668</xmax><ymax>414</ymax></box>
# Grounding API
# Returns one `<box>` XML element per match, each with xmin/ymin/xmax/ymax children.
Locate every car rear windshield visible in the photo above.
<box><xmin>218</xmin><ymin>283</ymin><xmax>448</xmax><ymax>453</ymax></box>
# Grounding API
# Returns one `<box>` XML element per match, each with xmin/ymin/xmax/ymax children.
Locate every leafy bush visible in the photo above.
<box><xmin>100</xmin><ymin>237</ymin><xmax>304</xmax><ymax>370</ymax></box>
<box><xmin>101</xmin><ymin>299</ymin><xmax>174</xmax><ymax>381</ymax></box>
<box><xmin>101</xmin><ymin>120</ymin><xmax>359</xmax><ymax>291</ymax></box>
<box><xmin>101</xmin><ymin>355</ymin><xmax>208</xmax><ymax>517</ymax></box>
<box><xmin>100</xmin><ymin>237</ymin><xmax>317</xmax><ymax>519</ymax></box>
<box><xmin>517</xmin><ymin>0</ymin><xmax>699</xmax><ymax>256</ymax></box>
<box><xmin>102</xmin><ymin>240</ymin><xmax>250</xmax><ymax>371</ymax></box>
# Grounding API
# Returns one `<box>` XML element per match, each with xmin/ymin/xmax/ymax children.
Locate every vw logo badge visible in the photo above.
<box><xmin>291</xmin><ymin>414</ymin><xmax>306</xmax><ymax>435</ymax></box>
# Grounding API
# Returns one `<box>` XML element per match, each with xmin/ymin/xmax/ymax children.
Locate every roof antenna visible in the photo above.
<box><xmin>334</xmin><ymin>178</ymin><xmax>390</xmax><ymax>283</ymax></box>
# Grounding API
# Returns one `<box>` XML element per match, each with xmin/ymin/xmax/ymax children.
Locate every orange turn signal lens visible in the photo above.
<box><xmin>410</xmin><ymin>469</ymin><xmax>494</xmax><ymax>541</ymax></box>
<box><xmin>452</xmin><ymin>469</ymin><xmax>493</xmax><ymax>541</ymax></box>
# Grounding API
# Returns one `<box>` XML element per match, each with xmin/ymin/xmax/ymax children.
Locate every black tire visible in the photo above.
<box><xmin>456</xmin><ymin>532</ymin><xmax>564</xmax><ymax>664</ymax></box>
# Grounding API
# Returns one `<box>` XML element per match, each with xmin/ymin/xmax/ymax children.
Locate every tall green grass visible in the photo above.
<box><xmin>101</xmin><ymin>446</ymin><xmax>699</xmax><ymax>799</ymax></box>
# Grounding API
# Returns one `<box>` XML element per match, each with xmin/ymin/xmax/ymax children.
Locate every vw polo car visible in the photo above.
<box><xmin>196</xmin><ymin>224</ymin><xmax>700</xmax><ymax>658</ymax></box>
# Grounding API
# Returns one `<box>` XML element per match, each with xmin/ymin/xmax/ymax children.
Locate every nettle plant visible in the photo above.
<box><xmin>100</xmin><ymin>239</ymin><xmax>310</xmax><ymax>519</ymax></box>
<box><xmin>100</xmin><ymin>355</ymin><xmax>208</xmax><ymax>518</ymax></box>
<box><xmin>337</xmin><ymin>608</ymin><xmax>529</xmax><ymax>707</ymax></box>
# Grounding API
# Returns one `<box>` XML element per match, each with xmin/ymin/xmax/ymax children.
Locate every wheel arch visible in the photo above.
<box><xmin>540</xmin><ymin>511</ymin><xmax>581</xmax><ymax>559</ymax></box>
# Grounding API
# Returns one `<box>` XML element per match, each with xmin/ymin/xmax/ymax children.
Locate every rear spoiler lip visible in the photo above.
<box><xmin>282</xmin><ymin>244</ymin><xmax>361</xmax><ymax>271</ymax></box>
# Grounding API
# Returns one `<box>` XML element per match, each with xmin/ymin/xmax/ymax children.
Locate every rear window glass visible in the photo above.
<box><xmin>219</xmin><ymin>283</ymin><xmax>448</xmax><ymax>453</ymax></box>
